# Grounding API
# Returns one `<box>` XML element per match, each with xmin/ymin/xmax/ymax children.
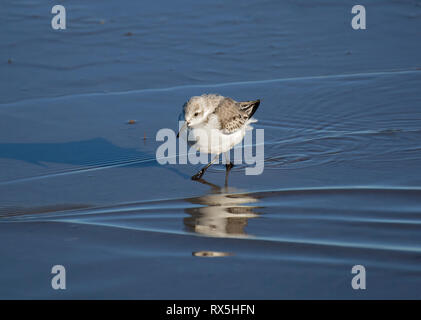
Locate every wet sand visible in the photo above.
<box><xmin>1</xmin><ymin>0</ymin><xmax>421</xmax><ymax>299</ymax></box>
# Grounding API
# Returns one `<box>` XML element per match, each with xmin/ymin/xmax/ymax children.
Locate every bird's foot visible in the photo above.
<box><xmin>226</xmin><ymin>162</ymin><xmax>234</xmax><ymax>171</ymax></box>
<box><xmin>191</xmin><ymin>170</ymin><xmax>205</xmax><ymax>180</ymax></box>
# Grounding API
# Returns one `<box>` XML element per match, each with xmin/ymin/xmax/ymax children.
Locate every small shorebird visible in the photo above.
<box><xmin>177</xmin><ymin>94</ymin><xmax>260</xmax><ymax>180</ymax></box>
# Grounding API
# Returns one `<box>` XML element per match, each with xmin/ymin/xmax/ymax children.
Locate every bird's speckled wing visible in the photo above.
<box><xmin>214</xmin><ymin>98</ymin><xmax>260</xmax><ymax>134</ymax></box>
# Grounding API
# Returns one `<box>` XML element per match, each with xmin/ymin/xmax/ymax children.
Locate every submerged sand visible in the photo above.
<box><xmin>1</xmin><ymin>0</ymin><xmax>421</xmax><ymax>299</ymax></box>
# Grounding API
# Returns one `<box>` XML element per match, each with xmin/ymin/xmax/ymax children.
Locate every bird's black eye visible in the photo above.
<box><xmin>194</xmin><ymin>112</ymin><xmax>199</xmax><ymax>117</ymax></box>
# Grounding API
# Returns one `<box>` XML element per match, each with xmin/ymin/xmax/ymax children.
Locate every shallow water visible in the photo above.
<box><xmin>1</xmin><ymin>0</ymin><xmax>421</xmax><ymax>299</ymax></box>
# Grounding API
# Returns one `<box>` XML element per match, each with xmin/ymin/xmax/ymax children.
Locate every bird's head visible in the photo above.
<box><xmin>183</xmin><ymin>96</ymin><xmax>208</xmax><ymax>127</ymax></box>
<box><xmin>177</xmin><ymin>96</ymin><xmax>210</xmax><ymax>138</ymax></box>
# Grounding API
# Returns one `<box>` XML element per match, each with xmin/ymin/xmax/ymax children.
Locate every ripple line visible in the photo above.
<box><xmin>1</xmin><ymin>69</ymin><xmax>419</xmax><ymax>107</ymax></box>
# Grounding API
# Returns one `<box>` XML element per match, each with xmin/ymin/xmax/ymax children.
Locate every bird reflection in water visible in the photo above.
<box><xmin>184</xmin><ymin>176</ymin><xmax>261</xmax><ymax>238</ymax></box>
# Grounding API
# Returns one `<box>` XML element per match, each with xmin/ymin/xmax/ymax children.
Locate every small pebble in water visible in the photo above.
<box><xmin>193</xmin><ymin>251</ymin><xmax>232</xmax><ymax>257</ymax></box>
<box><xmin>128</xmin><ymin>120</ymin><xmax>136</xmax><ymax>125</ymax></box>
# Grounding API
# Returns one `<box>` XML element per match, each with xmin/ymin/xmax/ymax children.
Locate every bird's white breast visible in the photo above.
<box><xmin>189</xmin><ymin>114</ymin><xmax>255</xmax><ymax>155</ymax></box>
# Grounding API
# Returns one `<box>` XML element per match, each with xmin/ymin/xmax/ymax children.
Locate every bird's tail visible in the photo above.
<box><xmin>240</xmin><ymin>99</ymin><xmax>260</xmax><ymax>119</ymax></box>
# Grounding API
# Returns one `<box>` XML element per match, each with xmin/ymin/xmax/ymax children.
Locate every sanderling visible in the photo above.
<box><xmin>177</xmin><ymin>94</ymin><xmax>260</xmax><ymax>180</ymax></box>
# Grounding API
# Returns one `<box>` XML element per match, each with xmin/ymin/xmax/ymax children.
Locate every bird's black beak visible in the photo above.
<box><xmin>177</xmin><ymin>121</ymin><xmax>188</xmax><ymax>139</ymax></box>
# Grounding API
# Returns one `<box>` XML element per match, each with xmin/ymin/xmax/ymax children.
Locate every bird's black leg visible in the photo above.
<box><xmin>224</xmin><ymin>167</ymin><xmax>230</xmax><ymax>187</ymax></box>
<box><xmin>224</xmin><ymin>151</ymin><xmax>234</xmax><ymax>171</ymax></box>
<box><xmin>225</xmin><ymin>162</ymin><xmax>234</xmax><ymax>170</ymax></box>
<box><xmin>191</xmin><ymin>155</ymin><xmax>219</xmax><ymax>180</ymax></box>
